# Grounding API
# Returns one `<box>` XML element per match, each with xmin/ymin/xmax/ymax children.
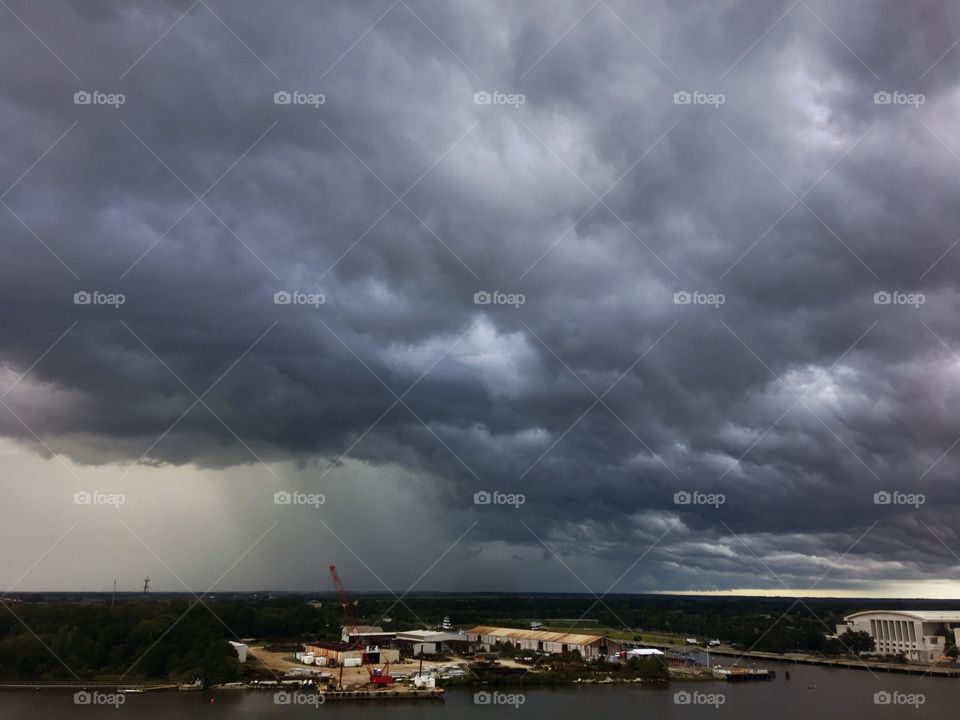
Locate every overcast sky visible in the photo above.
<box><xmin>3</xmin><ymin>0</ymin><xmax>960</xmax><ymax>599</ymax></box>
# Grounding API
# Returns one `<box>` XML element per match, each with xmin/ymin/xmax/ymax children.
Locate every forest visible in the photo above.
<box><xmin>0</xmin><ymin>592</ymin><xmax>944</xmax><ymax>680</ymax></box>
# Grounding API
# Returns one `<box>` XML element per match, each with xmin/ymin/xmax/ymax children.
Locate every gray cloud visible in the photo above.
<box><xmin>3</xmin><ymin>0</ymin><xmax>960</xmax><ymax>594</ymax></box>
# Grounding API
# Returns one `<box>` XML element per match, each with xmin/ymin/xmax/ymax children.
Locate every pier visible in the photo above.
<box><xmin>706</xmin><ymin>649</ymin><xmax>960</xmax><ymax>677</ymax></box>
<box><xmin>321</xmin><ymin>688</ymin><xmax>445</xmax><ymax>701</ymax></box>
<box><xmin>714</xmin><ymin>667</ymin><xmax>775</xmax><ymax>682</ymax></box>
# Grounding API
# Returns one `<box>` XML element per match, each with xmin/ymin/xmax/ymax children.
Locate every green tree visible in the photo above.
<box><xmin>839</xmin><ymin>630</ymin><xmax>875</xmax><ymax>655</ymax></box>
<box><xmin>821</xmin><ymin>638</ymin><xmax>843</xmax><ymax>656</ymax></box>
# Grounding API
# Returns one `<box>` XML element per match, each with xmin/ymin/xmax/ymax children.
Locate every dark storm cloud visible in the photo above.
<box><xmin>3</xmin><ymin>0</ymin><xmax>960</xmax><ymax>592</ymax></box>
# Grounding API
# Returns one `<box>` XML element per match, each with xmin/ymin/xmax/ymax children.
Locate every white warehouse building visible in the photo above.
<box><xmin>836</xmin><ymin>611</ymin><xmax>960</xmax><ymax>663</ymax></box>
<box><xmin>228</xmin><ymin>641</ymin><xmax>248</xmax><ymax>663</ymax></box>
<box><xmin>466</xmin><ymin>626</ymin><xmax>622</xmax><ymax>660</ymax></box>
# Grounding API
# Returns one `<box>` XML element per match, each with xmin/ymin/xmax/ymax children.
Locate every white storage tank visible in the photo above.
<box><xmin>343</xmin><ymin>657</ymin><xmax>362</xmax><ymax>668</ymax></box>
<box><xmin>301</xmin><ymin>653</ymin><xmax>315</xmax><ymax>665</ymax></box>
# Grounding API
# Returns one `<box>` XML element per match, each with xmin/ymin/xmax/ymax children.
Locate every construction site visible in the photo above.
<box><xmin>223</xmin><ymin>565</ymin><xmax>675</xmax><ymax>700</ymax></box>
<box><xmin>234</xmin><ymin>566</ymin><xmax>459</xmax><ymax>700</ymax></box>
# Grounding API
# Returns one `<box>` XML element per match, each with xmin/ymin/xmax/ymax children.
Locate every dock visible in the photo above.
<box><xmin>322</xmin><ymin>688</ymin><xmax>445</xmax><ymax>701</ymax></box>
<box><xmin>706</xmin><ymin>649</ymin><xmax>960</xmax><ymax>677</ymax></box>
<box><xmin>714</xmin><ymin>667</ymin><xmax>775</xmax><ymax>682</ymax></box>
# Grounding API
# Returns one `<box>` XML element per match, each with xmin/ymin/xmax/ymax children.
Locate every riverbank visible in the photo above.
<box><xmin>707</xmin><ymin>648</ymin><xmax>960</xmax><ymax>676</ymax></box>
<box><xmin>0</xmin><ymin>669</ymin><xmax>685</xmax><ymax>693</ymax></box>
<box><xmin>0</xmin><ymin>683</ymin><xmax>184</xmax><ymax>693</ymax></box>
<box><xmin>0</xmin><ymin>669</ymin><xmax>952</xmax><ymax>720</ymax></box>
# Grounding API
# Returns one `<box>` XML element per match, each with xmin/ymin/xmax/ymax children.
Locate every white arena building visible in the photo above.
<box><xmin>836</xmin><ymin>611</ymin><xmax>960</xmax><ymax>663</ymax></box>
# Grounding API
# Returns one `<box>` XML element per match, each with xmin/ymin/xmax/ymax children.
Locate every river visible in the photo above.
<box><xmin>0</xmin><ymin>662</ymin><xmax>945</xmax><ymax>717</ymax></box>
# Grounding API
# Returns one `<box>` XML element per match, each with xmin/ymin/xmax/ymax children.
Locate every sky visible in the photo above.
<box><xmin>2</xmin><ymin>0</ymin><xmax>960</xmax><ymax>599</ymax></box>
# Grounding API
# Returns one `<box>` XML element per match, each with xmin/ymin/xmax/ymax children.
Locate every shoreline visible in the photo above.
<box><xmin>706</xmin><ymin>649</ymin><xmax>960</xmax><ymax>677</ymax></box>
<box><xmin>3</xmin><ymin>651</ymin><xmax>953</xmax><ymax>692</ymax></box>
<box><xmin>0</xmin><ymin>673</ymin><xmax>677</xmax><ymax>693</ymax></box>
<box><xmin>0</xmin><ymin>683</ymin><xmax>180</xmax><ymax>692</ymax></box>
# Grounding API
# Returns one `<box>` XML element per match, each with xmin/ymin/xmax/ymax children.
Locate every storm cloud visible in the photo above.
<box><xmin>3</xmin><ymin>0</ymin><xmax>960</xmax><ymax>596</ymax></box>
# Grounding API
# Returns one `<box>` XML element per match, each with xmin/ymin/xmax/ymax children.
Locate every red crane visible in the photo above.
<box><xmin>329</xmin><ymin>564</ymin><xmax>359</xmax><ymax>640</ymax></box>
<box><xmin>328</xmin><ymin>565</ymin><xmax>394</xmax><ymax>686</ymax></box>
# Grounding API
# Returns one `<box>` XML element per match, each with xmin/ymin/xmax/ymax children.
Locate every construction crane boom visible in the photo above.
<box><xmin>328</xmin><ymin>565</ymin><xmax>393</xmax><ymax>686</ymax></box>
<box><xmin>329</xmin><ymin>565</ymin><xmax>360</xmax><ymax>642</ymax></box>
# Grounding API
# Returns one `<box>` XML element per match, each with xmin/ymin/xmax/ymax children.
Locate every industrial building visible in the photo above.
<box><xmin>466</xmin><ymin>626</ymin><xmax>623</xmax><ymax>660</ymax></box>
<box><xmin>625</xmin><ymin>647</ymin><xmax>664</xmax><ymax>658</ymax></box>
<box><xmin>228</xmin><ymin>640</ymin><xmax>248</xmax><ymax>663</ymax></box>
<box><xmin>341</xmin><ymin>625</ymin><xmax>396</xmax><ymax>645</ymax></box>
<box><xmin>304</xmin><ymin>641</ymin><xmax>400</xmax><ymax>666</ymax></box>
<box><xmin>394</xmin><ymin>630</ymin><xmax>473</xmax><ymax>656</ymax></box>
<box><xmin>836</xmin><ymin>611</ymin><xmax>960</xmax><ymax>663</ymax></box>
<box><xmin>664</xmin><ymin>649</ymin><xmax>710</xmax><ymax>668</ymax></box>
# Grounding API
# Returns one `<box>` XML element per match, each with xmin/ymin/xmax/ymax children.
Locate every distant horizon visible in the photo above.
<box><xmin>4</xmin><ymin>588</ymin><xmax>960</xmax><ymax>603</ymax></box>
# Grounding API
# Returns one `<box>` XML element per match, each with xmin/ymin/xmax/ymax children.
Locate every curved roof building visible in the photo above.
<box><xmin>837</xmin><ymin>611</ymin><xmax>960</xmax><ymax>663</ymax></box>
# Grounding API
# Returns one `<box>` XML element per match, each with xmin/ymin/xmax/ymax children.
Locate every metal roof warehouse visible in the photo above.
<box><xmin>394</xmin><ymin>630</ymin><xmax>473</xmax><ymax>656</ymax></box>
<box><xmin>466</xmin><ymin>626</ymin><xmax>622</xmax><ymax>659</ymax></box>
